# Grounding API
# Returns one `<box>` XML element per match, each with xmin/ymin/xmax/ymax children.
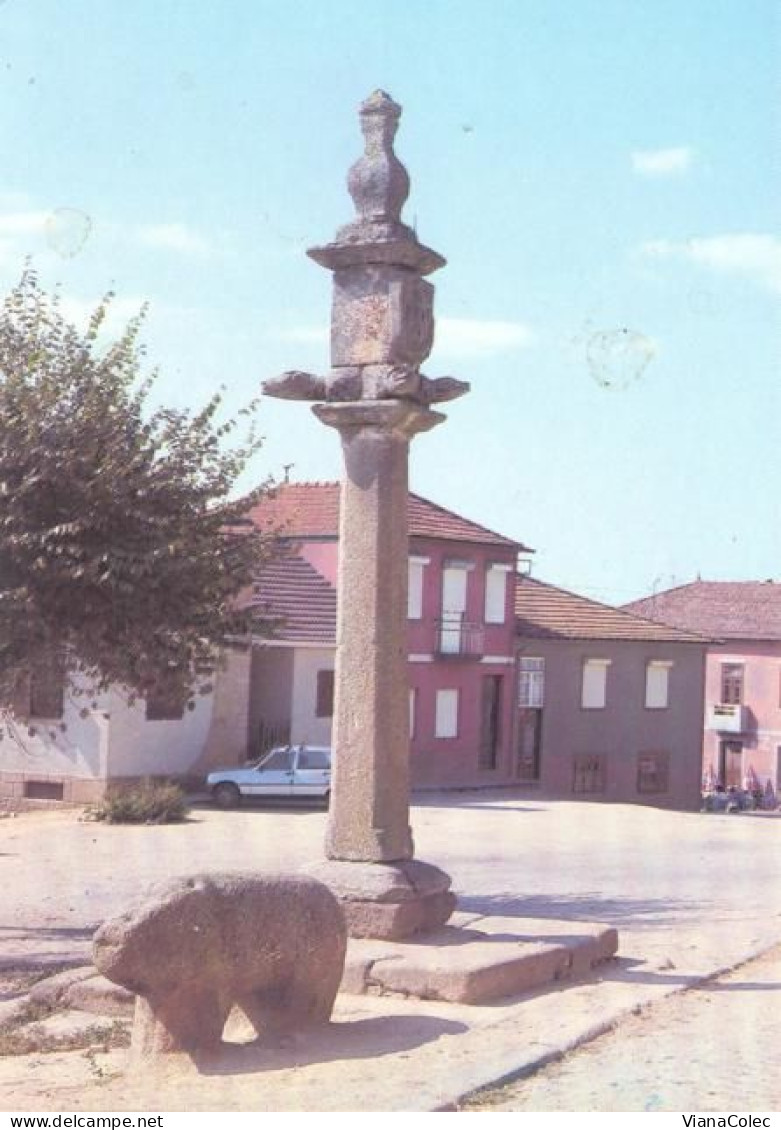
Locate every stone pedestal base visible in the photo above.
<box><xmin>340</xmin><ymin>914</ymin><xmax>620</xmax><ymax>1004</ymax></box>
<box><xmin>306</xmin><ymin>858</ymin><xmax>456</xmax><ymax>941</ymax></box>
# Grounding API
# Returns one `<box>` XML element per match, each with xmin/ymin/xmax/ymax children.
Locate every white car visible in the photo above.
<box><xmin>207</xmin><ymin>745</ymin><xmax>332</xmax><ymax>808</ymax></box>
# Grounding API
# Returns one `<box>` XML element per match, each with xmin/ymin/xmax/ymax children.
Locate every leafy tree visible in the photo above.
<box><xmin>0</xmin><ymin>270</ymin><xmax>275</xmax><ymax>715</ymax></box>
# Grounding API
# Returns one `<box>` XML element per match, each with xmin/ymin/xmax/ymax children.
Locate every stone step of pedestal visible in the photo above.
<box><xmin>340</xmin><ymin>915</ymin><xmax>619</xmax><ymax>1005</ymax></box>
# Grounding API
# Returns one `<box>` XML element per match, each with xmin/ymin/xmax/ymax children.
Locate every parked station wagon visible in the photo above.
<box><xmin>207</xmin><ymin>745</ymin><xmax>332</xmax><ymax>808</ymax></box>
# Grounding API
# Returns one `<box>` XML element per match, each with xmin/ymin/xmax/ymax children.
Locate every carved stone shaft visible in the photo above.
<box><xmin>314</xmin><ymin>401</ymin><xmax>443</xmax><ymax>862</ymax></box>
<box><xmin>263</xmin><ymin>92</ymin><xmax>459</xmax><ymax>936</ymax></box>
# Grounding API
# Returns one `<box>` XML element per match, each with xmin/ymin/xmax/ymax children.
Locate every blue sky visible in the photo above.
<box><xmin>1</xmin><ymin>0</ymin><xmax>778</xmax><ymax>603</ymax></box>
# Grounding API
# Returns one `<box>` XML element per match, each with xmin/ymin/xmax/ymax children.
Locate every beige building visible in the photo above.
<box><xmin>0</xmin><ymin>649</ymin><xmax>250</xmax><ymax>805</ymax></box>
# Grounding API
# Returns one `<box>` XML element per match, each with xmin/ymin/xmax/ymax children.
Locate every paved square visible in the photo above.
<box><xmin>1</xmin><ymin>794</ymin><xmax>779</xmax><ymax>1110</ymax></box>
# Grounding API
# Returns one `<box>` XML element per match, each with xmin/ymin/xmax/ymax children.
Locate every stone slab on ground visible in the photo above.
<box><xmin>62</xmin><ymin>975</ymin><xmax>134</xmax><ymax>1018</ymax></box>
<box><xmin>0</xmin><ymin>996</ymin><xmax>31</xmax><ymax>1028</ymax></box>
<box><xmin>342</xmin><ymin>915</ymin><xmax>618</xmax><ymax>1003</ymax></box>
<box><xmin>29</xmin><ymin>966</ymin><xmax>95</xmax><ymax>1007</ymax></box>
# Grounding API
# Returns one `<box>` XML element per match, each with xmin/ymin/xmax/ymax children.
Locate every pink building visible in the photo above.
<box><xmin>248</xmin><ymin>482</ymin><xmax>527</xmax><ymax>789</ymax></box>
<box><xmin>624</xmin><ymin>581</ymin><xmax>781</xmax><ymax>793</ymax></box>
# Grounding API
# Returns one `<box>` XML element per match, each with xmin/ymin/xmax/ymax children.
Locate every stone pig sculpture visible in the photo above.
<box><xmin>93</xmin><ymin>871</ymin><xmax>347</xmax><ymax>1059</ymax></box>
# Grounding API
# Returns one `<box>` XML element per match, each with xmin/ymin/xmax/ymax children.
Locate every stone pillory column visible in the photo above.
<box><xmin>263</xmin><ymin>91</ymin><xmax>468</xmax><ymax>939</ymax></box>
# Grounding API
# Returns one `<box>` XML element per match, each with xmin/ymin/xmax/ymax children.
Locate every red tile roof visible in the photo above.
<box><xmin>623</xmin><ymin>581</ymin><xmax>781</xmax><ymax>641</ymax></box>
<box><xmin>252</xmin><ymin>552</ymin><xmax>336</xmax><ymax>644</ymax></box>
<box><xmin>249</xmin><ymin>483</ymin><xmax>340</xmax><ymax>539</ymax></box>
<box><xmin>247</xmin><ymin>481</ymin><xmax>528</xmax><ymax>550</ymax></box>
<box><xmin>516</xmin><ymin>576</ymin><xmax>708</xmax><ymax>643</ymax></box>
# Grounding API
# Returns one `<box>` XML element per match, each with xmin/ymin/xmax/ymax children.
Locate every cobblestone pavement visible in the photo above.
<box><xmin>465</xmin><ymin>943</ymin><xmax>781</xmax><ymax>1112</ymax></box>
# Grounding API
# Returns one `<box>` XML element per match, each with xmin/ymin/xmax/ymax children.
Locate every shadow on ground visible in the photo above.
<box><xmin>187</xmin><ymin>797</ymin><xmax>326</xmax><ymax>816</ymax></box>
<box><xmin>412</xmin><ymin>793</ymin><xmax>548</xmax><ymax>813</ymax></box>
<box><xmin>457</xmin><ymin>891</ymin><xmax>701</xmax><ymax>928</ymax></box>
<box><xmin>187</xmin><ymin>1013</ymin><xmax>468</xmax><ymax>1076</ymax></box>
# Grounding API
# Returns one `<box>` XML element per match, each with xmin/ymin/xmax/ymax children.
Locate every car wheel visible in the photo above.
<box><xmin>322</xmin><ymin>789</ymin><xmax>331</xmax><ymax>808</ymax></box>
<box><xmin>212</xmin><ymin>782</ymin><xmax>241</xmax><ymax>809</ymax></box>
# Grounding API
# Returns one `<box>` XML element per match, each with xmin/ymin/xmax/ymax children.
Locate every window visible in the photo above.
<box><xmin>315</xmin><ymin>669</ymin><xmax>335</xmax><ymax>718</ymax></box>
<box><xmin>721</xmin><ymin>664</ymin><xmax>744</xmax><ymax>705</ymax></box>
<box><xmin>145</xmin><ymin>685</ymin><xmax>185</xmax><ymax>721</ymax></box>
<box><xmin>645</xmin><ymin>661</ymin><xmax>673</xmax><ymax>709</ymax></box>
<box><xmin>11</xmin><ymin>661</ymin><xmax>66</xmax><ymax>720</ymax></box>
<box><xmin>484</xmin><ymin>564</ymin><xmax>510</xmax><ymax>624</ymax></box>
<box><xmin>29</xmin><ymin>667</ymin><xmax>64</xmax><ymax>720</ymax></box>
<box><xmin>572</xmin><ymin>754</ymin><xmax>605</xmax><ymax>794</ymax></box>
<box><xmin>440</xmin><ymin>562</ymin><xmax>469</xmax><ymax>654</ymax></box>
<box><xmin>11</xmin><ymin>662</ymin><xmax>65</xmax><ymax>720</ymax></box>
<box><xmin>297</xmin><ymin>748</ymin><xmax>330</xmax><ymax>770</ymax></box>
<box><xmin>519</xmin><ymin>657</ymin><xmax>545</xmax><ymax>708</ymax></box>
<box><xmin>261</xmin><ymin>747</ymin><xmax>294</xmax><ymax>772</ymax></box>
<box><xmin>581</xmin><ymin>659</ymin><xmax>610</xmax><ymax>709</ymax></box>
<box><xmin>409</xmin><ymin>687</ymin><xmax>417</xmax><ymax>739</ymax></box>
<box><xmin>408</xmin><ymin>557</ymin><xmax>428</xmax><ymax>620</ymax></box>
<box><xmin>23</xmin><ymin>780</ymin><xmax>64</xmax><ymax>800</ymax></box>
<box><xmin>637</xmin><ymin>751</ymin><xmax>670</xmax><ymax>794</ymax></box>
<box><xmin>435</xmin><ymin>688</ymin><xmax>459</xmax><ymax>738</ymax></box>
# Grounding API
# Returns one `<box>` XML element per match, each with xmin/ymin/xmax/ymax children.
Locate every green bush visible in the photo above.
<box><xmin>87</xmin><ymin>780</ymin><xmax>188</xmax><ymax>824</ymax></box>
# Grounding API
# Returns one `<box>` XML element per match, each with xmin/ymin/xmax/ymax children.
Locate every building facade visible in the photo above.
<box><xmin>0</xmin><ymin>648</ymin><xmax>251</xmax><ymax>805</ymax></box>
<box><xmin>516</xmin><ymin>576</ymin><xmax>708</xmax><ymax>808</ymax></box>
<box><xmin>249</xmin><ymin>482</ymin><xmax>526</xmax><ymax>789</ymax></box>
<box><xmin>625</xmin><ymin>581</ymin><xmax>781</xmax><ymax>792</ymax></box>
<box><xmin>0</xmin><ymin>481</ymin><xmax>527</xmax><ymax>803</ymax></box>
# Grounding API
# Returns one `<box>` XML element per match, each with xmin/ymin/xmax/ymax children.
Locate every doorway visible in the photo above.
<box><xmin>479</xmin><ymin>674</ymin><xmax>503</xmax><ymax>770</ymax></box>
<box><xmin>517</xmin><ymin>708</ymin><xmax>542</xmax><ymax>780</ymax></box>
<box><xmin>718</xmin><ymin>740</ymin><xmax>743</xmax><ymax>788</ymax></box>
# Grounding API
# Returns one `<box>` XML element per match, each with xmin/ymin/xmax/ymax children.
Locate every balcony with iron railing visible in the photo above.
<box><xmin>435</xmin><ymin>618</ymin><xmax>485</xmax><ymax>659</ymax></box>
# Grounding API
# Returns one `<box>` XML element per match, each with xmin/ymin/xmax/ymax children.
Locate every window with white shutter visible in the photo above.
<box><xmin>484</xmin><ymin>564</ymin><xmax>510</xmax><ymax>624</ymax></box>
<box><xmin>408</xmin><ymin>557</ymin><xmax>428</xmax><ymax>620</ymax></box>
<box><xmin>435</xmin><ymin>688</ymin><xmax>459</xmax><ymax>738</ymax></box>
<box><xmin>440</xmin><ymin>564</ymin><xmax>469</xmax><ymax>654</ymax></box>
<box><xmin>581</xmin><ymin>659</ymin><xmax>610</xmax><ymax>709</ymax></box>
<box><xmin>645</xmin><ymin>661</ymin><xmax>672</xmax><ymax>709</ymax></box>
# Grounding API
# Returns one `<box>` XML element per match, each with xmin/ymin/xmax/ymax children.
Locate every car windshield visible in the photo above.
<box><xmin>258</xmin><ymin>748</ymin><xmax>294</xmax><ymax>772</ymax></box>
